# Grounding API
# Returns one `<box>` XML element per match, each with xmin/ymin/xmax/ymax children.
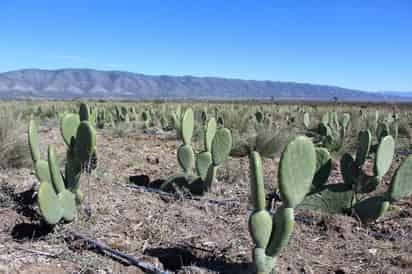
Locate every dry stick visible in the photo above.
<box><xmin>13</xmin><ymin>246</ymin><xmax>59</xmax><ymax>258</ymax></box>
<box><xmin>69</xmin><ymin>232</ymin><xmax>170</xmax><ymax>274</ymax></box>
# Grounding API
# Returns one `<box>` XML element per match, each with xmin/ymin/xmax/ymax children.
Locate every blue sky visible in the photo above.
<box><xmin>0</xmin><ymin>0</ymin><xmax>411</xmax><ymax>91</ymax></box>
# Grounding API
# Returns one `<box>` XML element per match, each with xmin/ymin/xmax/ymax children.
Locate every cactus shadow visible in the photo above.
<box><xmin>11</xmin><ymin>222</ymin><xmax>54</xmax><ymax>240</ymax></box>
<box><xmin>144</xmin><ymin>246</ymin><xmax>252</xmax><ymax>274</ymax></box>
<box><xmin>12</xmin><ymin>187</ymin><xmax>41</xmax><ymax>220</ymax></box>
<box><xmin>129</xmin><ymin>174</ymin><xmax>167</xmax><ymax>189</ymax></box>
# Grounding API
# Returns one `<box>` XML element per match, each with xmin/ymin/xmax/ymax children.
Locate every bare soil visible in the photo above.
<box><xmin>0</xmin><ymin>125</ymin><xmax>412</xmax><ymax>274</ymax></box>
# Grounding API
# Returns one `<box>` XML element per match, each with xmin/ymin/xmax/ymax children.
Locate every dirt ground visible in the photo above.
<box><xmin>0</xmin><ymin>123</ymin><xmax>412</xmax><ymax>274</ymax></box>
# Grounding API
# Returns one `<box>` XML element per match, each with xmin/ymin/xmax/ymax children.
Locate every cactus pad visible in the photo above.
<box><xmin>250</xmin><ymin>151</ymin><xmax>265</xmax><ymax>211</ymax></box>
<box><xmin>211</xmin><ymin>128</ymin><xmax>232</xmax><ymax>166</ymax></box>
<box><xmin>303</xmin><ymin>112</ymin><xmax>310</xmax><ymax>129</ymax></box>
<box><xmin>341</xmin><ymin>153</ymin><xmax>356</xmax><ymax>186</ymax></box>
<box><xmin>374</xmin><ymin>135</ymin><xmax>395</xmax><ymax>178</ymax></box>
<box><xmin>312</xmin><ymin>148</ymin><xmax>332</xmax><ymax>191</ymax></box>
<box><xmin>181</xmin><ymin>108</ymin><xmax>194</xmax><ymax>145</ymax></box>
<box><xmin>266</xmin><ymin>207</ymin><xmax>294</xmax><ymax>257</ymax></box>
<box><xmin>355</xmin><ymin>129</ymin><xmax>371</xmax><ymax>166</ymax></box>
<box><xmin>79</xmin><ymin>103</ymin><xmax>90</xmax><ymax>121</ymax></box>
<box><xmin>299</xmin><ymin>184</ymin><xmax>353</xmax><ymax>214</ymax></box>
<box><xmin>177</xmin><ymin>144</ymin><xmax>195</xmax><ymax>174</ymax></box>
<box><xmin>28</xmin><ymin>120</ymin><xmax>41</xmax><ymax>162</ymax></box>
<box><xmin>195</xmin><ymin>151</ymin><xmax>212</xmax><ymax>181</ymax></box>
<box><xmin>34</xmin><ymin>160</ymin><xmax>52</xmax><ymax>184</ymax></box>
<box><xmin>75</xmin><ymin>121</ymin><xmax>96</xmax><ymax>164</ymax></box>
<box><xmin>58</xmin><ymin>190</ymin><xmax>77</xmax><ymax>222</ymax></box>
<box><xmin>48</xmin><ymin>145</ymin><xmax>66</xmax><ymax>193</ymax></box>
<box><xmin>278</xmin><ymin>136</ymin><xmax>316</xmax><ymax>208</ymax></box>
<box><xmin>249</xmin><ymin>210</ymin><xmax>273</xmax><ymax>248</ymax></box>
<box><xmin>61</xmin><ymin>113</ymin><xmax>80</xmax><ymax>146</ymax></box>
<box><xmin>376</xmin><ymin>122</ymin><xmax>389</xmax><ymax>143</ymax></box>
<box><xmin>354</xmin><ymin>196</ymin><xmax>389</xmax><ymax>223</ymax></box>
<box><xmin>387</xmin><ymin>154</ymin><xmax>412</xmax><ymax>201</ymax></box>
<box><xmin>204</xmin><ymin>118</ymin><xmax>217</xmax><ymax>152</ymax></box>
<box><xmin>37</xmin><ymin>181</ymin><xmax>63</xmax><ymax>225</ymax></box>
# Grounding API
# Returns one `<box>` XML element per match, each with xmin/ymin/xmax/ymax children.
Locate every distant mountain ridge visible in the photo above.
<box><xmin>378</xmin><ymin>91</ymin><xmax>412</xmax><ymax>98</ymax></box>
<box><xmin>0</xmin><ymin>68</ymin><xmax>408</xmax><ymax>101</ymax></box>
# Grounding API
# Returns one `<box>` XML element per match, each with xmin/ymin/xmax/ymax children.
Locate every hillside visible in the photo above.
<box><xmin>0</xmin><ymin>68</ymin><xmax>399</xmax><ymax>101</ymax></box>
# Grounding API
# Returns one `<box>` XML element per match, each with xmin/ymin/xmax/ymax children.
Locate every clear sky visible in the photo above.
<box><xmin>0</xmin><ymin>0</ymin><xmax>411</xmax><ymax>91</ymax></box>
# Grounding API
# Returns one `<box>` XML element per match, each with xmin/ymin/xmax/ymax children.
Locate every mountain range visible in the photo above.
<box><xmin>0</xmin><ymin>68</ymin><xmax>410</xmax><ymax>102</ymax></box>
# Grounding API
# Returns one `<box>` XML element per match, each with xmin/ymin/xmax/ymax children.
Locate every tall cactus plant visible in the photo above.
<box><xmin>28</xmin><ymin>103</ymin><xmax>97</xmax><ymax>224</ymax></box>
<box><xmin>248</xmin><ymin>136</ymin><xmax>316</xmax><ymax>274</ymax></box>
<box><xmin>161</xmin><ymin>108</ymin><xmax>232</xmax><ymax>195</ymax></box>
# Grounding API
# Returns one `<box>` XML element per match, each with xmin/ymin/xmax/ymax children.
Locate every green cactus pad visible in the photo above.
<box><xmin>355</xmin><ymin>129</ymin><xmax>371</xmax><ymax>166</ymax></box>
<box><xmin>387</xmin><ymin>154</ymin><xmax>412</xmax><ymax>201</ymax></box>
<box><xmin>181</xmin><ymin>108</ymin><xmax>194</xmax><ymax>145</ymax></box>
<box><xmin>250</xmin><ymin>151</ymin><xmax>266</xmax><ymax>211</ymax></box>
<box><xmin>342</xmin><ymin>113</ymin><xmax>350</xmax><ymax>128</ymax></box>
<box><xmin>249</xmin><ymin>210</ymin><xmax>273</xmax><ymax>248</ymax></box>
<box><xmin>299</xmin><ymin>184</ymin><xmax>353</xmax><ymax>214</ymax></box>
<box><xmin>354</xmin><ymin>174</ymin><xmax>380</xmax><ymax>194</ymax></box>
<box><xmin>28</xmin><ymin>120</ymin><xmax>41</xmax><ymax>162</ymax></box>
<box><xmin>278</xmin><ymin>136</ymin><xmax>316</xmax><ymax>208</ymax></box>
<box><xmin>195</xmin><ymin>151</ymin><xmax>212</xmax><ymax>181</ymax></box>
<box><xmin>266</xmin><ymin>207</ymin><xmax>294</xmax><ymax>257</ymax></box>
<box><xmin>58</xmin><ymin>190</ymin><xmax>77</xmax><ymax>222</ymax></box>
<box><xmin>65</xmin><ymin>143</ymin><xmax>82</xmax><ymax>191</ymax></box>
<box><xmin>177</xmin><ymin>144</ymin><xmax>195</xmax><ymax>173</ymax></box>
<box><xmin>34</xmin><ymin>160</ymin><xmax>52</xmax><ymax>184</ymax></box>
<box><xmin>376</xmin><ymin>122</ymin><xmax>389</xmax><ymax>143</ymax></box>
<box><xmin>374</xmin><ymin>135</ymin><xmax>395</xmax><ymax>178</ymax></box>
<box><xmin>341</xmin><ymin>153</ymin><xmax>356</xmax><ymax>186</ymax></box>
<box><xmin>75</xmin><ymin>121</ymin><xmax>96</xmax><ymax>164</ymax></box>
<box><xmin>48</xmin><ymin>145</ymin><xmax>66</xmax><ymax>193</ymax></box>
<box><xmin>204</xmin><ymin>165</ymin><xmax>218</xmax><ymax>189</ymax></box>
<box><xmin>312</xmin><ymin>148</ymin><xmax>332</xmax><ymax>191</ymax></box>
<box><xmin>253</xmin><ymin>248</ymin><xmax>275</xmax><ymax>274</ymax></box>
<box><xmin>79</xmin><ymin>103</ymin><xmax>90</xmax><ymax>121</ymax></box>
<box><xmin>211</xmin><ymin>128</ymin><xmax>232</xmax><ymax>166</ymax></box>
<box><xmin>353</xmin><ymin>196</ymin><xmax>389</xmax><ymax>223</ymax></box>
<box><xmin>204</xmin><ymin>118</ymin><xmax>217</xmax><ymax>152</ymax></box>
<box><xmin>37</xmin><ymin>181</ymin><xmax>63</xmax><ymax>225</ymax></box>
<box><xmin>303</xmin><ymin>112</ymin><xmax>310</xmax><ymax>129</ymax></box>
<box><xmin>60</xmin><ymin>113</ymin><xmax>80</xmax><ymax>146</ymax></box>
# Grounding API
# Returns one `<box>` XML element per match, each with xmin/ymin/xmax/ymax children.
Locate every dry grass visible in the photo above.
<box><xmin>0</xmin><ymin>110</ymin><xmax>30</xmax><ymax>169</ymax></box>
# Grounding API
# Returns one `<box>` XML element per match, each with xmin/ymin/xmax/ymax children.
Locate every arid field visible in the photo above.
<box><xmin>0</xmin><ymin>100</ymin><xmax>411</xmax><ymax>274</ymax></box>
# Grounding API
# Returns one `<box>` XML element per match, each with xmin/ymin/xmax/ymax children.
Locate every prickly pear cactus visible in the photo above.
<box><xmin>28</xmin><ymin>103</ymin><xmax>97</xmax><ymax>221</ymax></box>
<box><xmin>301</xmin><ymin>128</ymin><xmax>411</xmax><ymax>224</ymax></box>
<box><xmin>37</xmin><ymin>145</ymin><xmax>78</xmax><ymax>225</ymax></box>
<box><xmin>317</xmin><ymin>111</ymin><xmax>350</xmax><ymax>152</ymax></box>
<box><xmin>165</xmin><ymin>112</ymin><xmax>232</xmax><ymax>195</ymax></box>
<box><xmin>248</xmin><ymin>136</ymin><xmax>316</xmax><ymax>274</ymax></box>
